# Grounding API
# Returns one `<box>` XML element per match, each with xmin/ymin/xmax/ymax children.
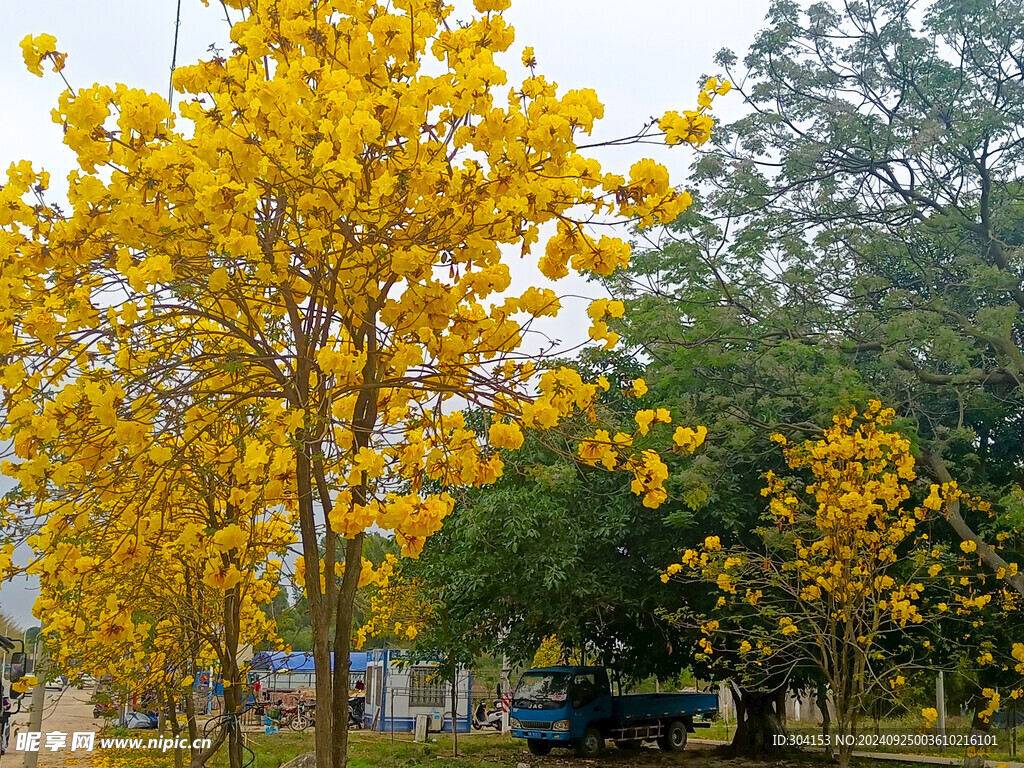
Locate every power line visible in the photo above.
<box><xmin>168</xmin><ymin>0</ymin><xmax>184</xmax><ymax>119</ymax></box>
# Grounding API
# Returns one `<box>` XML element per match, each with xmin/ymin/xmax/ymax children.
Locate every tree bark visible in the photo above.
<box><xmin>451</xmin><ymin>668</ymin><xmax>459</xmax><ymax>757</ymax></box>
<box><xmin>183</xmin><ymin>685</ymin><xmax>199</xmax><ymax>761</ymax></box>
<box><xmin>728</xmin><ymin>684</ymin><xmax>788</xmax><ymax>756</ymax></box>
<box><xmin>964</xmin><ymin>692</ymin><xmax>995</xmax><ymax>768</ymax></box>
<box><xmin>816</xmin><ymin>682</ymin><xmax>833</xmax><ymax>761</ymax></box>
<box><xmin>166</xmin><ymin>689</ymin><xmax>185</xmax><ymax>768</ymax></box>
<box><xmin>331</xmin><ymin>534</ymin><xmax>364</xmax><ymax>768</ymax></box>
<box><xmin>295</xmin><ymin>437</ymin><xmax>336</xmax><ymax>768</ymax></box>
<box><xmin>156</xmin><ymin>686</ymin><xmax>168</xmax><ymax>737</ymax></box>
<box><xmin>189</xmin><ymin>728</ymin><xmax>227</xmax><ymax>768</ymax></box>
<box><xmin>222</xmin><ymin>579</ymin><xmax>244</xmax><ymax>768</ymax></box>
<box><xmin>923</xmin><ymin>450</ymin><xmax>1024</xmax><ymax>596</ymax></box>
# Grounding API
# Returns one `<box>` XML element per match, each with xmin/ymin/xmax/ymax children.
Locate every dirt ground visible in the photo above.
<box><xmin>5</xmin><ymin>685</ymin><xmax>102</xmax><ymax>767</ymax></box>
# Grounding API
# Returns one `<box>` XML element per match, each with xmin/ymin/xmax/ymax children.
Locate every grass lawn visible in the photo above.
<box><xmin>197</xmin><ymin>731</ymin><xmax>942</xmax><ymax>768</ymax></box>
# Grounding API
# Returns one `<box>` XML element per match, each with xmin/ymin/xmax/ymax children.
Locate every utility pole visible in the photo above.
<box><xmin>23</xmin><ymin>629</ymin><xmax>44</xmax><ymax>768</ymax></box>
<box><xmin>936</xmin><ymin>671</ymin><xmax>946</xmax><ymax>738</ymax></box>
<box><xmin>499</xmin><ymin>654</ymin><xmax>510</xmax><ymax>733</ymax></box>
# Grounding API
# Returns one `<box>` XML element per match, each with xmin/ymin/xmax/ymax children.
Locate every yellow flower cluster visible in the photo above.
<box><xmin>587</xmin><ymin>297</ymin><xmax>626</xmax><ymax>349</ymax></box>
<box><xmin>658</xmin><ymin>77</ymin><xmax>730</xmax><ymax>148</ymax></box>
<box><xmin>662</xmin><ymin>401</ymin><xmax>990</xmax><ymax>673</ymax></box>
<box><xmin>577</xmin><ymin>407</ymin><xmax>705</xmax><ymax>508</ymax></box>
<box><xmin>356</xmin><ymin>554</ymin><xmax>429</xmax><ymax>647</ymax></box>
<box><xmin>19</xmin><ymin>34</ymin><xmax>64</xmax><ymax>77</ymax></box>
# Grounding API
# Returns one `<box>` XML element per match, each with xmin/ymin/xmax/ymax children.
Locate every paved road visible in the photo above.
<box><xmin>5</xmin><ymin>686</ymin><xmax>99</xmax><ymax>767</ymax></box>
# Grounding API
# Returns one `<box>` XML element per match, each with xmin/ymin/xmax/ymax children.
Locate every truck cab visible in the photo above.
<box><xmin>509</xmin><ymin>665</ymin><xmax>717</xmax><ymax>758</ymax></box>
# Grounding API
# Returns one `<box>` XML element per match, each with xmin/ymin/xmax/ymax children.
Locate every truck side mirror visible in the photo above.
<box><xmin>9</xmin><ymin>652</ymin><xmax>26</xmax><ymax>683</ymax></box>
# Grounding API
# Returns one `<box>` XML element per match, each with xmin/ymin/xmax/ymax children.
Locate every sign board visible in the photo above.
<box><xmin>413</xmin><ymin>714</ymin><xmax>429</xmax><ymax>742</ymax></box>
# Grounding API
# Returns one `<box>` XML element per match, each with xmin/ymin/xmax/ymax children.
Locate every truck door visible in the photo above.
<box><xmin>569</xmin><ymin>670</ymin><xmax>610</xmax><ymax>734</ymax></box>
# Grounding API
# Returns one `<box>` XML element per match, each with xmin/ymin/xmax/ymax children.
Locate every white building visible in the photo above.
<box><xmin>364</xmin><ymin>648</ymin><xmax>472</xmax><ymax>732</ymax></box>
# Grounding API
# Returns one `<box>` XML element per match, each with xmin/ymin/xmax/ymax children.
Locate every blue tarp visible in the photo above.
<box><xmin>252</xmin><ymin>651</ymin><xmax>367</xmax><ymax>673</ymax></box>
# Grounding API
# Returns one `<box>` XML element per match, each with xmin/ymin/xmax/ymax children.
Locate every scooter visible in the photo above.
<box><xmin>472</xmin><ymin>700</ymin><xmax>503</xmax><ymax>731</ymax></box>
<box><xmin>348</xmin><ymin>695</ymin><xmax>365</xmax><ymax>729</ymax></box>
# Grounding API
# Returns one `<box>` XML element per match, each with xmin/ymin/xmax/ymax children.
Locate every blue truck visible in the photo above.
<box><xmin>509</xmin><ymin>666</ymin><xmax>718</xmax><ymax>757</ymax></box>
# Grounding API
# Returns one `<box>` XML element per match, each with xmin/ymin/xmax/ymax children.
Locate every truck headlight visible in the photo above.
<box><xmin>510</xmin><ymin>718</ymin><xmax>522</xmax><ymax>729</ymax></box>
<box><xmin>552</xmin><ymin>720</ymin><xmax>570</xmax><ymax>731</ymax></box>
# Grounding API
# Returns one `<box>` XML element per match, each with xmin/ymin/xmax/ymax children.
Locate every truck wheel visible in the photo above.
<box><xmin>576</xmin><ymin>726</ymin><xmax>603</xmax><ymax>758</ymax></box>
<box><xmin>657</xmin><ymin>719</ymin><xmax>687</xmax><ymax>752</ymax></box>
<box><xmin>527</xmin><ymin>739</ymin><xmax>552</xmax><ymax>756</ymax></box>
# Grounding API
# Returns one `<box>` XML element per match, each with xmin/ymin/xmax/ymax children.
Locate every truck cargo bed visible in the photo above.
<box><xmin>612</xmin><ymin>692</ymin><xmax>718</xmax><ymax>723</ymax></box>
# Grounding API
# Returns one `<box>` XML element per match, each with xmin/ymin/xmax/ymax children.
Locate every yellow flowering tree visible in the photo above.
<box><xmin>24</xmin><ymin>410</ymin><xmax>294</xmax><ymax>768</ymax></box>
<box><xmin>664</xmin><ymin>402</ymin><xmax>988</xmax><ymax>768</ymax></box>
<box><xmin>2</xmin><ymin>3</ymin><xmax>721</xmax><ymax>765</ymax></box>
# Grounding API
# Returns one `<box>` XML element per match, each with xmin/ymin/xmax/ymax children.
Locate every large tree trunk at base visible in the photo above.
<box><xmin>729</xmin><ymin>685</ymin><xmax>788</xmax><ymax>756</ymax></box>
<box><xmin>222</xmin><ymin>579</ymin><xmax>244</xmax><ymax>768</ymax></box>
<box><xmin>183</xmin><ymin>687</ymin><xmax>199</xmax><ymax>761</ymax></box>
<box><xmin>310</xmin><ymin>608</ymin><xmax>335</xmax><ymax>768</ymax></box>
<box><xmin>166</xmin><ymin>689</ymin><xmax>185</xmax><ymax>768</ymax></box>
<box><xmin>451</xmin><ymin>671</ymin><xmax>459</xmax><ymax>757</ymax></box>
<box><xmin>331</xmin><ymin>535</ymin><xmax>364</xmax><ymax>768</ymax></box>
<box><xmin>964</xmin><ymin>693</ymin><xmax>994</xmax><ymax>768</ymax></box>
<box><xmin>816</xmin><ymin>683</ymin><xmax>833</xmax><ymax>761</ymax></box>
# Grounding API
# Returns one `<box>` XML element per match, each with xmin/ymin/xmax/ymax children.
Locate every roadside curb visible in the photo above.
<box><xmin>689</xmin><ymin>738</ymin><xmax>1024</xmax><ymax>767</ymax></box>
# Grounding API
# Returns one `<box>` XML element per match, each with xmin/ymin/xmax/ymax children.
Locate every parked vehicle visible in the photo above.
<box><xmin>277</xmin><ymin>703</ymin><xmax>298</xmax><ymax>729</ymax></box>
<box><xmin>472</xmin><ymin>700</ymin><xmax>503</xmax><ymax>731</ymax></box>
<box><xmin>115</xmin><ymin>711</ymin><xmax>159</xmax><ymax>730</ymax></box>
<box><xmin>348</xmin><ymin>696</ymin><xmax>364</xmax><ymax>729</ymax></box>
<box><xmin>289</xmin><ymin>700</ymin><xmax>315</xmax><ymax>732</ymax></box>
<box><xmin>509</xmin><ymin>666</ymin><xmax>717</xmax><ymax>757</ymax></box>
<box><xmin>93</xmin><ymin>702</ymin><xmax>117</xmax><ymax>719</ymax></box>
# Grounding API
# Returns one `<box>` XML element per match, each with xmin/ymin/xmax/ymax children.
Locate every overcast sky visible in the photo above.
<box><xmin>0</xmin><ymin>0</ymin><xmax>772</xmax><ymax>627</ymax></box>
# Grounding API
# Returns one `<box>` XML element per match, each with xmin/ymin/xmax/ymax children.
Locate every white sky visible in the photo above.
<box><xmin>0</xmin><ymin>0</ymin><xmax>771</xmax><ymax>627</ymax></box>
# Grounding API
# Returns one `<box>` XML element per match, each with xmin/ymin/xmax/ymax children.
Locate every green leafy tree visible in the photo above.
<box><xmin>604</xmin><ymin>1</ymin><xmax>1024</xmax><ymax>757</ymax></box>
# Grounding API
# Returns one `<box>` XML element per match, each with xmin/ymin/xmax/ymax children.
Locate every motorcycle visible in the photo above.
<box><xmin>472</xmin><ymin>700</ymin><xmax>503</xmax><ymax>731</ymax></box>
<box><xmin>277</xmin><ymin>703</ymin><xmax>298</xmax><ymax>729</ymax></box>
<box><xmin>289</xmin><ymin>700</ymin><xmax>315</xmax><ymax>732</ymax></box>
<box><xmin>348</xmin><ymin>695</ymin><xmax>365</xmax><ymax>729</ymax></box>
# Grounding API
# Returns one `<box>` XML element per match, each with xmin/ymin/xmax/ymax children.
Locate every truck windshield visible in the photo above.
<box><xmin>512</xmin><ymin>672</ymin><xmax>571</xmax><ymax>710</ymax></box>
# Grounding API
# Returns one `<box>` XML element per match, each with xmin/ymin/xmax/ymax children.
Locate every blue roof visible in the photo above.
<box><xmin>252</xmin><ymin>651</ymin><xmax>367</xmax><ymax>674</ymax></box>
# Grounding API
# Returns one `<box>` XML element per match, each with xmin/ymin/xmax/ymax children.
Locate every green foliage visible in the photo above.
<box><xmin>405</xmin><ymin>352</ymin><xmax>713</xmax><ymax>682</ymax></box>
<box><xmin>598</xmin><ymin>0</ymin><xmax>1024</xmax><ymax>714</ymax></box>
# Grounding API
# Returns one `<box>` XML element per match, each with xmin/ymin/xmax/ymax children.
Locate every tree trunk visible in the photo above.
<box><xmin>296</xmin><ymin>437</ymin><xmax>336</xmax><ymax>768</ymax></box>
<box><xmin>222</xmin><ymin>577</ymin><xmax>244</xmax><ymax>768</ymax></box>
<box><xmin>183</xmin><ymin>686</ymin><xmax>199</xmax><ymax>761</ymax></box>
<box><xmin>331</xmin><ymin>534</ymin><xmax>365</xmax><ymax>768</ymax></box>
<box><xmin>451</xmin><ymin>671</ymin><xmax>459</xmax><ymax>757</ymax></box>
<box><xmin>189</xmin><ymin>728</ymin><xmax>228</xmax><ymax>768</ymax></box>
<box><xmin>816</xmin><ymin>683</ymin><xmax>832</xmax><ymax>761</ymax></box>
<box><xmin>156</xmin><ymin>687</ymin><xmax>168</xmax><ymax>737</ymax></box>
<box><xmin>729</xmin><ymin>684</ymin><xmax>788</xmax><ymax>756</ymax></box>
<box><xmin>964</xmin><ymin>692</ymin><xmax>995</xmax><ymax>768</ymax></box>
<box><xmin>167</xmin><ymin>689</ymin><xmax>185</xmax><ymax>768</ymax></box>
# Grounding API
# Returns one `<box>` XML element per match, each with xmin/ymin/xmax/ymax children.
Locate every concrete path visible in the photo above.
<box><xmin>690</xmin><ymin>737</ymin><xmax>1024</xmax><ymax>768</ymax></box>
